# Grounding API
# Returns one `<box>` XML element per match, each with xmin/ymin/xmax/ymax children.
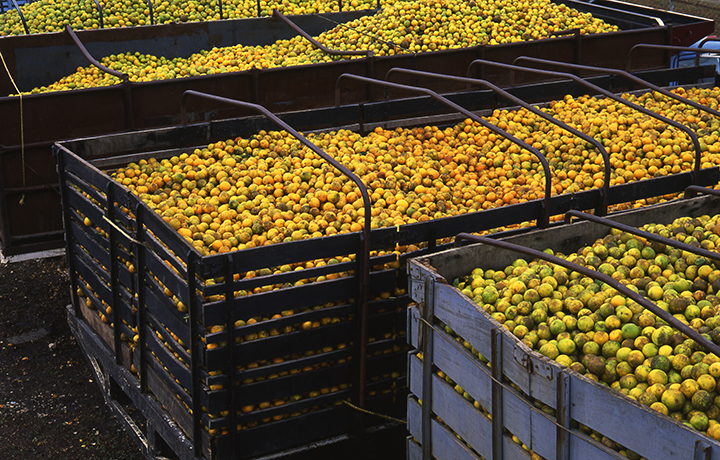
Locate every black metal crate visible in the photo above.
<box><xmin>55</xmin><ymin>123</ymin><xmax>412</xmax><ymax>459</ymax></box>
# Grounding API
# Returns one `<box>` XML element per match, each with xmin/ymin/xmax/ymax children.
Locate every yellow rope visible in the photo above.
<box><xmin>341</xmin><ymin>399</ymin><xmax>406</xmax><ymax>424</ymax></box>
<box><xmin>0</xmin><ymin>49</ymin><xmax>25</xmax><ymax>205</ymax></box>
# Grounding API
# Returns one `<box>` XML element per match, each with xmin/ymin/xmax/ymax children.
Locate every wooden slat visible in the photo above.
<box><xmin>144</xmin><ymin>246</ymin><xmax>190</xmax><ymax>307</ymax></box>
<box><xmin>145</xmin><ymin>285</ymin><xmax>190</xmax><ymax>346</ymax></box>
<box><xmin>569</xmin><ymin>374</ymin><xmax>720</xmax><ymax>460</ymax></box>
<box><xmin>407</xmin><ymin>393</ymin><xmax>529</xmax><ymax>460</ymax></box>
<box><xmin>145</xmin><ymin>324</ymin><xmax>193</xmax><ymax>405</ymax></box>
<box><xmin>200</xmin><ymin>232</ymin><xmax>359</xmax><ymax>279</ymax></box>
<box><xmin>407</xmin><ymin>400</ymin><xmax>481</xmax><ymax>460</ymax></box>
<box><xmin>428</xmin><ymin>281</ymin><xmax>560</xmax><ymax>406</ymax></box>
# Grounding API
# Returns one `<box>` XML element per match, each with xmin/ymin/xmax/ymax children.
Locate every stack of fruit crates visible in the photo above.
<box><xmin>407</xmin><ymin>193</ymin><xmax>720</xmax><ymax>459</ymax></box>
<box><xmin>55</xmin><ymin>61</ymin><xmax>720</xmax><ymax>457</ymax></box>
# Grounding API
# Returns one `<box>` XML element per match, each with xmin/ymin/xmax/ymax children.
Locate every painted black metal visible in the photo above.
<box><xmin>628</xmin><ymin>44</ymin><xmax>720</xmax><ymax>71</ymax></box>
<box><xmin>385</xmin><ymin>67</ymin><xmax>613</xmax><ymax>216</ymax></box>
<box><xmin>186</xmin><ymin>249</ymin><xmax>203</xmax><ymax>457</ymax></box>
<box><xmin>135</xmin><ymin>202</ymin><xmax>149</xmax><ymax>393</ymax></box>
<box><xmin>224</xmin><ymin>253</ymin><xmax>237</xmax><ymax>459</ymax></box>
<box><xmin>55</xmin><ymin>148</ymin><xmax>81</xmax><ymax>317</ymax></box>
<box><xmin>336</xmin><ymin>73</ymin><xmax>554</xmax><ymax>227</ymax></box>
<box><xmin>9</xmin><ymin>0</ymin><xmax>27</xmax><ymax>34</ymax></box>
<box><xmin>453</xmin><ymin>232</ymin><xmax>720</xmax><ymax>357</ymax></box>
<box><xmin>469</xmin><ymin>59</ymin><xmax>705</xmax><ymax>185</ymax></box>
<box><xmin>106</xmin><ymin>183</ymin><xmax>123</xmax><ymax>365</ymax></box>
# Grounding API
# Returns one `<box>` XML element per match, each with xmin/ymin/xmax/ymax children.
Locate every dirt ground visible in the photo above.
<box><xmin>0</xmin><ymin>256</ymin><xmax>145</xmax><ymax>460</ymax></box>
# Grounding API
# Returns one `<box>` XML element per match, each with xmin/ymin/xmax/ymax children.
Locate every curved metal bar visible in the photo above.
<box><xmin>567</xmin><ymin>209</ymin><xmax>720</xmax><ymax>262</ymax></box>
<box><xmin>385</xmin><ymin>67</ymin><xmax>612</xmax><ymax>216</ymax></box>
<box><xmin>454</xmin><ymin>232</ymin><xmax>720</xmax><ymax>357</ymax></box>
<box><xmin>550</xmin><ymin>28</ymin><xmax>580</xmax><ymax>37</ymax></box>
<box><xmin>92</xmin><ymin>0</ymin><xmax>104</xmax><ymax>28</ymax></box>
<box><xmin>468</xmin><ymin>59</ymin><xmax>705</xmax><ymax>186</ymax></box>
<box><xmin>685</xmin><ymin>185</ymin><xmax>720</xmax><ymax>198</ymax></box>
<box><xmin>272</xmin><ymin>10</ymin><xmax>373</xmax><ymax>57</ymax></box>
<box><xmin>10</xmin><ymin>0</ymin><xmax>29</xmax><ymax>34</ymax></box>
<box><xmin>513</xmin><ymin>56</ymin><xmax>720</xmax><ymax>121</ymax></box>
<box><xmin>64</xmin><ymin>25</ymin><xmax>128</xmax><ymax>82</ymax></box>
<box><xmin>146</xmin><ymin>0</ymin><xmax>154</xmax><ymax>25</ymax></box>
<box><xmin>180</xmin><ymin>89</ymin><xmax>373</xmax><ymax>408</ymax></box>
<box><xmin>627</xmin><ymin>44</ymin><xmax>720</xmax><ymax>71</ymax></box>
<box><xmin>336</xmin><ymin>73</ymin><xmax>554</xmax><ymax>227</ymax></box>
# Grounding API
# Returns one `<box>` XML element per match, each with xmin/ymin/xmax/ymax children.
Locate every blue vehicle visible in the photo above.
<box><xmin>672</xmin><ymin>35</ymin><xmax>720</xmax><ymax>82</ymax></box>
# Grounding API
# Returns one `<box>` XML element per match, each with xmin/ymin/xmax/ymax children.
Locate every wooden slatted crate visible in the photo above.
<box><xmin>407</xmin><ymin>194</ymin><xmax>720</xmax><ymax>460</ymax></box>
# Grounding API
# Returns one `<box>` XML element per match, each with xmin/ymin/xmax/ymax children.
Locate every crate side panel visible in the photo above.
<box><xmin>406</xmin><ymin>397</ymin><xmax>484</xmax><ymax>460</ymax></box>
<box><xmin>569</xmin><ymin>374</ymin><xmax>720</xmax><ymax>460</ymax></box>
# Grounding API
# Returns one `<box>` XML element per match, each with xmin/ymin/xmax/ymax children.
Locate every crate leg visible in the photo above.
<box><xmin>68</xmin><ymin>306</ymin><xmax>199</xmax><ymax>460</ymax></box>
<box><xmin>148</xmin><ymin>422</ymin><xmax>182</xmax><ymax>460</ymax></box>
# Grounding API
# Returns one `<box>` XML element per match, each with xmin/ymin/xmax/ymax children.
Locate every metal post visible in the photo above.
<box><xmin>224</xmin><ymin>254</ymin><xmax>237</xmax><ymax>458</ymax></box>
<box><xmin>54</xmin><ymin>146</ymin><xmax>81</xmax><ymax>317</ymax></box>
<box><xmin>187</xmin><ymin>251</ymin><xmax>203</xmax><ymax>455</ymax></box>
<box><xmin>421</xmin><ymin>277</ymin><xmax>435</xmax><ymax>460</ymax></box>
<box><xmin>135</xmin><ymin>202</ymin><xmax>148</xmax><ymax>393</ymax></box>
<box><xmin>105</xmin><ymin>183</ymin><xmax>123</xmax><ymax>365</ymax></box>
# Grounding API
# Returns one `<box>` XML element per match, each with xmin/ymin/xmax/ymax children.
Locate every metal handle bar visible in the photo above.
<box><xmin>627</xmin><ymin>44</ymin><xmax>720</xmax><ymax>71</ymax></box>
<box><xmin>454</xmin><ymin>232</ymin><xmax>720</xmax><ymax>357</ymax></box>
<box><xmin>64</xmin><ymin>25</ymin><xmax>128</xmax><ymax>82</ymax></box>
<box><xmin>567</xmin><ymin>209</ymin><xmax>720</xmax><ymax>263</ymax></box>
<box><xmin>335</xmin><ymin>73</ymin><xmax>554</xmax><ymax>228</ymax></box>
<box><xmin>180</xmin><ymin>89</ymin><xmax>372</xmax><ymax>408</ymax></box>
<box><xmin>273</xmin><ymin>10</ymin><xmax>373</xmax><ymax>57</ymax></box>
<box><xmin>92</xmin><ymin>0</ymin><xmax>104</xmax><ymax>29</ymax></box>
<box><xmin>468</xmin><ymin>59</ymin><xmax>704</xmax><ymax>186</ymax></box>
<box><xmin>686</xmin><ymin>185</ymin><xmax>720</xmax><ymax>198</ymax></box>
<box><xmin>10</xmin><ymin>0</ymin><xmax>29</xmax><ymax>34</ymax></box>
<box><xmin>514</xmin><ymin>56</ymin><xmax>720</xmax><ymax>121</ymax></box>
<box><xmin>384</xmin><ymin>67</ymin><xmax>611</xmax><ymax>216</ymax></box>
<box><xmin>146</xmin><ymin>0</ymin><xmax>154</xmax><ymax>25</ymax></box>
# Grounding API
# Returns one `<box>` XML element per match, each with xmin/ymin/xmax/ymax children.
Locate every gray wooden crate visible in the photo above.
<box><xmin>407</xmin><ymin>194</ymin><xmax>720</xmax><ymax>460</ymax></box>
